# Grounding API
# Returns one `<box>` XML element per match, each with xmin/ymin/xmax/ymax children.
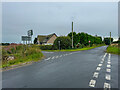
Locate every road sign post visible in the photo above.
<box><xmin>28</xmin><ymin>30</ymin><xmax>33</xmax><ymax>44</ymax></box>
<box><xmin>89</xmin><ymin>40</ymin><xmax>91</xmax><ymax>47</ymax></box>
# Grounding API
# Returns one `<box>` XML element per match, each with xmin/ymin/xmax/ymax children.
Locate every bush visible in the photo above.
<box><xmin>39</xmin><ymin>45</ymin><xmax>53</xmax><ymax>50</ymax></box>
<box><xmin>54</xmin><ymin>36</ymin><xmax>72</xmax><ymax>49</ymax></box>
<box><xmin>104</xmin><ymin>38</ymin><xmax>113</xmax><ymax>45</ymax></box>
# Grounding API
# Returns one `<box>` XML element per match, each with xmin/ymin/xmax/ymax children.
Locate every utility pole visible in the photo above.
<box><xmin>110</xmin><ymin>32</ymin><xmax>111</xmax><ymax>45</ymax></box>
<box><xmin>72</xmin><ymin>21</ymin><xmax>74</xmax><ymax>48</ymax></box>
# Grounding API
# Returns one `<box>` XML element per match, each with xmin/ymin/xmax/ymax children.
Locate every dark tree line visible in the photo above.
<box><xmin>67</xmin><ymin>32</ymin><xmax>103</xmax><ymax>47</ymax></box>
<box><xmin>103</xmin><ymin>38</ymin><xmax>113</xmax><ymax>45</ymax></box>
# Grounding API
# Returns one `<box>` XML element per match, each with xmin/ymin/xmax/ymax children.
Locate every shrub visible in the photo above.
<box><xmin>54</xmin><ymin>36</ymin><xmax>72</xmax><ymax>49</ymax></box>
<box><xmin>39</xmin><ymin>45</ymin><xmax>53</xmax><ymax>50</ymax></box>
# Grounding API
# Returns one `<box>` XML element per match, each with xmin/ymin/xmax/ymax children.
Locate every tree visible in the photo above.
<box><xmin>68</xmin><ymin>32</ymin><xmax>80</xmax><ymax>47</ymax></box>
<box><xmin>34</xmin><ymin>38</ymin><xmax>37</xmax><ymax>44</ymax></box>
<box><xmin>53</xmin><ymin>36</ymin><xmax>72</xmax><ymax>49</ymax></box>
<box><xmin>79</xmin><ymin>32</ymin><xmax>88</xmax><ymax>46</ymax></box>
<box><xmin>104</xmin><ymin>37</ymin><xmax>113</xmax><ymax>45</ymax></box>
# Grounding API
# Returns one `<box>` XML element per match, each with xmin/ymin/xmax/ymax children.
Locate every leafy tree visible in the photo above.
<box><xmin>67</xmin><ymin>32</ymin><xmax>80</xmax><ymax>47</ymax></box>
<box><xmin>68</xmin><ymin>32</ymin><xmax>103</xmax><ymax>47</ymax></box>
<box><xmin>53</xmin><ymin>36</ymin><xmax>72</xmax><ymax>49</ymax></box>
<box><xmin>79</xmin><ymin>32</ymin><xmax>88</xmax><ymax>46</ymax></box>
<box><xmin>104</xmin><ymin>38</ymin><xmax>113</xmax><ymax>45</ymax></box>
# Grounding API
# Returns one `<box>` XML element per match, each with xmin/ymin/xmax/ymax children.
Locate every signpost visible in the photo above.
<box><xmin>89</xmin><ymin>40</ymin><xmax>91</xmax><ymax>47</ymax></box>
<box><xmin>21</xmin><ymin>36</ymin><xmax>31</xmax><ymax>44</ymax></box>
<box><xmin>28</xmin><ymin>30</ymin><xmax>33</xmax><ymax>44</ymax></box>
<box><xmin>21</xmin><ymin>30</ymin><xmax>33</xmax><ymax>55</ymax></box>
<box><xmin>21</xmin><ymin>30</ymin><xmax>33</xmax><ymax>44</ymax></box>
<box><xmin>28</xmin><ymin>30</ymin><xmax>33</xmax><ymax>37</ymax></box>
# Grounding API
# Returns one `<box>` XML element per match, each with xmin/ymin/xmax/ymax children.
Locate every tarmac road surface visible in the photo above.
<box><xmin>2</xmin><ymin>46</ymin><xmax>118</xmax><ymax>89</ymax></box>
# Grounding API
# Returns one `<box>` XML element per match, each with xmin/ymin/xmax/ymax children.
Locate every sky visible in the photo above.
<box><xmin>2</xmin><ymin>2</ymin><xmax>118</xmax><ymax>43</ymax></box>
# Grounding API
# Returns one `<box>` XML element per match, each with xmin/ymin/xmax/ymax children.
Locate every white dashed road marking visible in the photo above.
<box><xmin>104</xmin><ymin>83</ymin><xmax>111</xmax><ymax>88</ymax></box>
<box><xmin>96</xmin><ymin>67</ymin><xmax>101</xmax><ymax>71</ymax></box>
<box><xmin>106</xmin><ymin>69</ymin><xmax>111</xmax><ymax>73</ymax></box>
<box><xmin>100</xmin><ymin>61</ymin><xmax>103</xmax><ymax>64</ymax></box>
<box><xmin>107</xmin><ymin>61</ymin><xmax>111</xmax><ymax>64</ymax></box>
<box><xmin>45</xmin><ymin>57</ymin><xmax>51</xmax><ymax>61</ymax></box>
<box><xmin>51</xmin><ymin>56</ymin><xmax>55</xmax><ymax>59</ymax></box>
<box><xmin>89</xmin><ymin>80</ymin><xmax>96</xmax><ymax>87</ymax></box>
<box><xmin>98</xmin><ymin>64</ymin><xmax>102</xmax><ymax>67</ymax></box>
<box><xmin>105</xmin><ymin>74</ymin><xmax>111</xmax><ymax>80</ymax></box>
<box><xmin>60</xmin><ymin>55</ymin><xmax>62</xmax><ymax>57</ymax></box>
<box><xmin>108</xmin><ymin>59</ymin><xmax>110</xmax><ymax>62</ymax></box>
<box><xmin>107</xmin><ymin>65</ymin><xmax>111</xmax><ymax>68</ymax></box>
<box><xmin>56</xmin><ymin>56</ymin><xmax>58</xmax><ymax>58</ymax></box>
<box><xmin>93</xmin><ymin>72</ymin><xmax>99</xmax><ymax>78</ymax></box>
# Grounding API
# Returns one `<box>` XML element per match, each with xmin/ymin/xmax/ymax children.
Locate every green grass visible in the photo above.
<box><xmin>2</xmin><ymin>45</ymin><xmax>44</xmax><ymax>68</ymax></box>
<box><xmin>42</xmin><ymin>44</ymin><xmax>106</xmax><ymax>52</ymax></box>
<box><xmin>106</xmin><ymin>45</ymin><xmax>120</xmax><ymax>55</ymax></box>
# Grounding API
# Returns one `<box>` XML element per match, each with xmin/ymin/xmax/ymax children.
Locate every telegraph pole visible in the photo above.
<box><xmin>110</xmin><ymin>32</ymin><xmax>111</xmax><ymax>45</ymax></box>
<box><xmin>72</xmin><ymin>22</ymin><xmax>74</xmax><ymax>48</ymax></box>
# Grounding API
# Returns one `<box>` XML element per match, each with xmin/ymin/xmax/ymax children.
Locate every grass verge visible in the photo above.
<box><xmin>2</xmin><ymin>45</ymin><xmax>44</xmax><ymax>68</ymax></box>
<box><xmin>106</xmin><ymin>45</ymin><xmax>120</xmax><ymax>55</ymax></box>
<box><xmin>42</xmin><ymin>44</ymin><xmax>106</xmax><ymax>52</ymax></box>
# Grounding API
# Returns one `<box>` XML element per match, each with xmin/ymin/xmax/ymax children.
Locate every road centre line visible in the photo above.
<box><xmin>89</xmin><ymin>80</ymin><xmax>96</xmax><ymax>87</ymax></box>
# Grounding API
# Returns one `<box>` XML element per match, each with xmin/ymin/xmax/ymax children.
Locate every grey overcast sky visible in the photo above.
<box><xmin>2</xmin><ymin>2</ymin><xmax>118</xmax><ymax>43</ymax></box>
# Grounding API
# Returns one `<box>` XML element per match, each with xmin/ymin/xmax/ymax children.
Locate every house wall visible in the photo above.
<box><xmin>47</xmin><ymin>35</ymin><xmax>57</xmax><ymax>44</ymax></box>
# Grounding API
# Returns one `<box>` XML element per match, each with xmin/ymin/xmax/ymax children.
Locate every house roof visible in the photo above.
<box><xmin>37</xmin><ymin>33</ymin><xmax>57</xmax><ymax>43</ymax></box>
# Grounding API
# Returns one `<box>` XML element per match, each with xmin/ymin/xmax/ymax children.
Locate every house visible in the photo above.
<box><xmin>37</xmin><ymin>33</ymin><xmax>57</xmax><ymax>45</ymax></box>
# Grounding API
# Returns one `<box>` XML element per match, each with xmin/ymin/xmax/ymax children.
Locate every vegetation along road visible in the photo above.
<box><xmin>2</xmin><ymin>46</ymin><xmax>118</xmax><ymax>89</ymax></box>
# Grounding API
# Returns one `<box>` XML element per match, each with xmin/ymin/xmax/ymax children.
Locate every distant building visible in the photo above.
<box><xmin>37</xmin><ymin>33</ymin><xmax>57</xmax><ymax>45</ymax></box>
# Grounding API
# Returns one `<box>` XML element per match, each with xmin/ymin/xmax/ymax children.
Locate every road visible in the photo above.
<box><xmin>2</xmin><ymin>46</ymin><xmax>118</xmax><ymax>89</ymax></box>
